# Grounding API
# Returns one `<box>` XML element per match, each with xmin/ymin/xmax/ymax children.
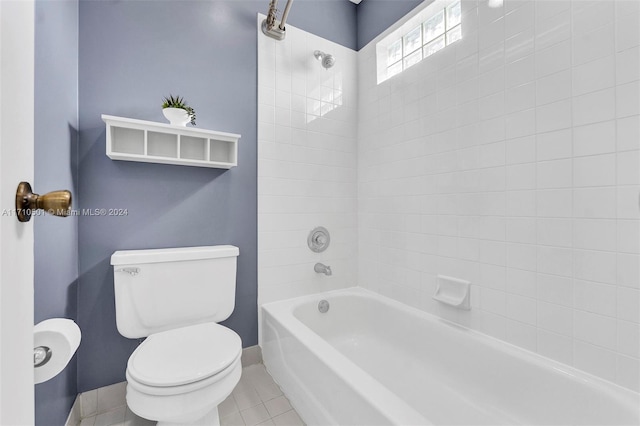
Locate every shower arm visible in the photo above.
<box><xmin>262</xmin><ymin>0</ymin><xmax>293</xmax><ymax>40</ymax></box>
<box><xmin>278</xmin><ymin>0</ymin><xmax>293</xmax><ymax>31</ymax></box>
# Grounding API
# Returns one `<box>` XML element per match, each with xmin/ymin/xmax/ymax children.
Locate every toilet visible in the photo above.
<box><xmin>111</xmin><ymin>245</ymin><xmax>242</xmax><ymax>426</ymax></box>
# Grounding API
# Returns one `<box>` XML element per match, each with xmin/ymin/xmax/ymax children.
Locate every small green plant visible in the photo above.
<box><xmin>162</xmin><ymin>94</ymin><xmax>196</xmax><ymax>126</ymax></box>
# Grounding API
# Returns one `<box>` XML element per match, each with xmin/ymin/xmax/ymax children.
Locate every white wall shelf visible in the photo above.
<box><xmin>102</xmin><ymin>114</ymin><xmax>240</xmax><ymax>169</ymax></box>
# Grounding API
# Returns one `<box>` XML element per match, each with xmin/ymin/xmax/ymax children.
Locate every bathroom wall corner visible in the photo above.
<box><xmin>63</xmin><ymin>394</ymin><xmax>81</xmax><ymax>426</ymax></box>
<box><xmin>242</xmin><ymin>345</ymin><xmax>263</xmax><ymax>367</ymax></box>
<box><xmin>34</xmin><ymin>0</ymin><xmax>80</xmax><ymax>424</ymax></box>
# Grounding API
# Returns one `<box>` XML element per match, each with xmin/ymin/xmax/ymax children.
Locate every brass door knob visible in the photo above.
<box><xmin>15</xmin><ymin>182</ymin><xmax>72</xmax><ymax>222</ymax></box>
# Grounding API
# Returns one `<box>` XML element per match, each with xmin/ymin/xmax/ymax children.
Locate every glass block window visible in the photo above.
<box><xmin>382</xmin><ymin>0</ymin><xmax>462</xmax><ymax>81</ymax></box>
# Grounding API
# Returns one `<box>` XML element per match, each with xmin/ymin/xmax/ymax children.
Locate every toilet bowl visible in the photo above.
<box><xmin>111</xmin><ymin>246</ymin><xmax>242</xmax><ymax>426</ymax></box>
<box><xmin>124</xmin><ymin>322</ymin><xmax>242</xmax><ymax>425</ymax></box>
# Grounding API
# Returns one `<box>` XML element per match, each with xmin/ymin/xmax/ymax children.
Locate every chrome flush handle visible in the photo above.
<box><xmin>115</xmin><ymin>267</ymin><xmax>140</xmax><ymax>276</ymax></box>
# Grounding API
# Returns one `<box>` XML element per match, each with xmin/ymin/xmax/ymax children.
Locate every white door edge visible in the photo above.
<box><xmin>0</xmin><ymin>0</ymin><xmax>36</xmax><ymax>423</ymax></box>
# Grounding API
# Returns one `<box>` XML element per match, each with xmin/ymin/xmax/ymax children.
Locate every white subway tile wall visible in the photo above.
<box><xmin>358</xmin><ymin>0</ymin><xmax>639</xmax><ymax>391</ymax></box>
<box><xmin>257</xmin><ymin>17</ymin><xmax>358</xmax><ymax>311</ymax></box>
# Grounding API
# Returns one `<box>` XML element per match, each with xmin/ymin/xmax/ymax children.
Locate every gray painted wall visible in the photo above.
<box><xmin>34</xmin><ymin>0</ymin><xmax>79</xmax><ymax>424</ymax></box>
<box><xmin>356</xmin><ymin>0</ymin><xmax>422</xmax><ymax>50</ymax></box>
<box><xmin>76</xmin><ymin>0</ymin><xmax>356</xmax><ymax>392</ymax></box>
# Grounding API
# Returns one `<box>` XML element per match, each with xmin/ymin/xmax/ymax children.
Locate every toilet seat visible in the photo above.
<box><xmin>126</xmin><ymin>355</ymin><xmax>241</xmax><ymax>396</ymax></box>
<box><xmin>127</xmin><ymin>322</ymin><xmax>242</xmax><ymax>388</ymax></box>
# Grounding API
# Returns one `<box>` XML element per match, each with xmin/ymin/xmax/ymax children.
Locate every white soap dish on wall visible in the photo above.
<box><xmin>433</xmin><ymin>275</ymin><xmax>471</xmax><ymax>310</ymax></box>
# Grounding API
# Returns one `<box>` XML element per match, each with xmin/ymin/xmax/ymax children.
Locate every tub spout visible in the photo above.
<box><xmin>314</xmin><ymin>263</ymin><xmax>332</xmax><ymax>276</ymax></box>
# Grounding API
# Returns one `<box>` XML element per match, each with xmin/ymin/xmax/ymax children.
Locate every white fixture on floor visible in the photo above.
<box><xmin>111</xmin><ymin>245</ymin><xmax>242</xmax><ymax>426</ymax></box>
<box><xmin>262</xmin><ymin>288</ymin><xmax>640</xmax><ymax>425</ymax></box>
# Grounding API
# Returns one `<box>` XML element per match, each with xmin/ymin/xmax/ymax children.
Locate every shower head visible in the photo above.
<box><xmin>314</xmin><ymin>50</ymin><xmax>335</xmax><ymax>69</ymax></box>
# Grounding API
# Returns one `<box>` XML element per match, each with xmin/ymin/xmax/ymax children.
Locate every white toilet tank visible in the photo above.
<box><xmin>111</xmin><ymin>245</ymin><xmax>239</xmax><ymax>339</ymax></box>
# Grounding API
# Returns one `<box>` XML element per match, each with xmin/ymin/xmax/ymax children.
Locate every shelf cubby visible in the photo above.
<box><xmin>180</xmin><ymin>136</ymin><xmax>207</xmax><ymax>161</ymax></box>
<box><xmin>103</xmin><ymin>114</ymin><xmax>240</xmax><ymax>169</ymax></box>
<box><xmin>111</xmin><ymin>127</ymin><xmax>144</xmax><ymax>155</ymax></box>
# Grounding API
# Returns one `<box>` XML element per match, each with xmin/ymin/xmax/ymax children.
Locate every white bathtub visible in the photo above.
<box><xmin>261</xmin><ymin>288</ymin><xmax>640</xmax><ymax>425</ymax></box>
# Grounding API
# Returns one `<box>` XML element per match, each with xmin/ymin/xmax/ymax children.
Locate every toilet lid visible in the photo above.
<box><xmin>127</xmin><ymin>322</ymin><xmax>242</xmax><ymax>387</ymax></box>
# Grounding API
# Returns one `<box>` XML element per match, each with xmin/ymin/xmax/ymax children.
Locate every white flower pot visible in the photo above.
<box><xmin>162</xmin><ymin>107</ymin><xmax>190</xmax><ymax>126</ymax></box>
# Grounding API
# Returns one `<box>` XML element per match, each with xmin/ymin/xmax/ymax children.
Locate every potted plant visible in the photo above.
<box><xmin>162</xmin><ymin>95</ymin><xmax>196</xmax><ymax>126</ymax></box>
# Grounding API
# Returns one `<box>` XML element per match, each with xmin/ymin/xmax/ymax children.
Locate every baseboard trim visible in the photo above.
<box><xmin>242</xmin><ymin>344</ymin><xmax>262</xmax><ymax>366</ymax></box>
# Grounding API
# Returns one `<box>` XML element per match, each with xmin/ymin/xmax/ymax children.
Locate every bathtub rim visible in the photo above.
<box><xmin>261</xmin><ymin>286</ymin><xmax>640</xmax><ymax>414</ymax></box>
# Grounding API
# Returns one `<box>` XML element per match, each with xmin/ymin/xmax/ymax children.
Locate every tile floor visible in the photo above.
<box><xmin>78</xmin><ymin>364</ymin><xmax>304</xmax><ymax>426</ymax></box>
<box><xmin>219</xmin><ymin>364</ymin><xmax>304</xmax><ymax>426</ymax></box>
